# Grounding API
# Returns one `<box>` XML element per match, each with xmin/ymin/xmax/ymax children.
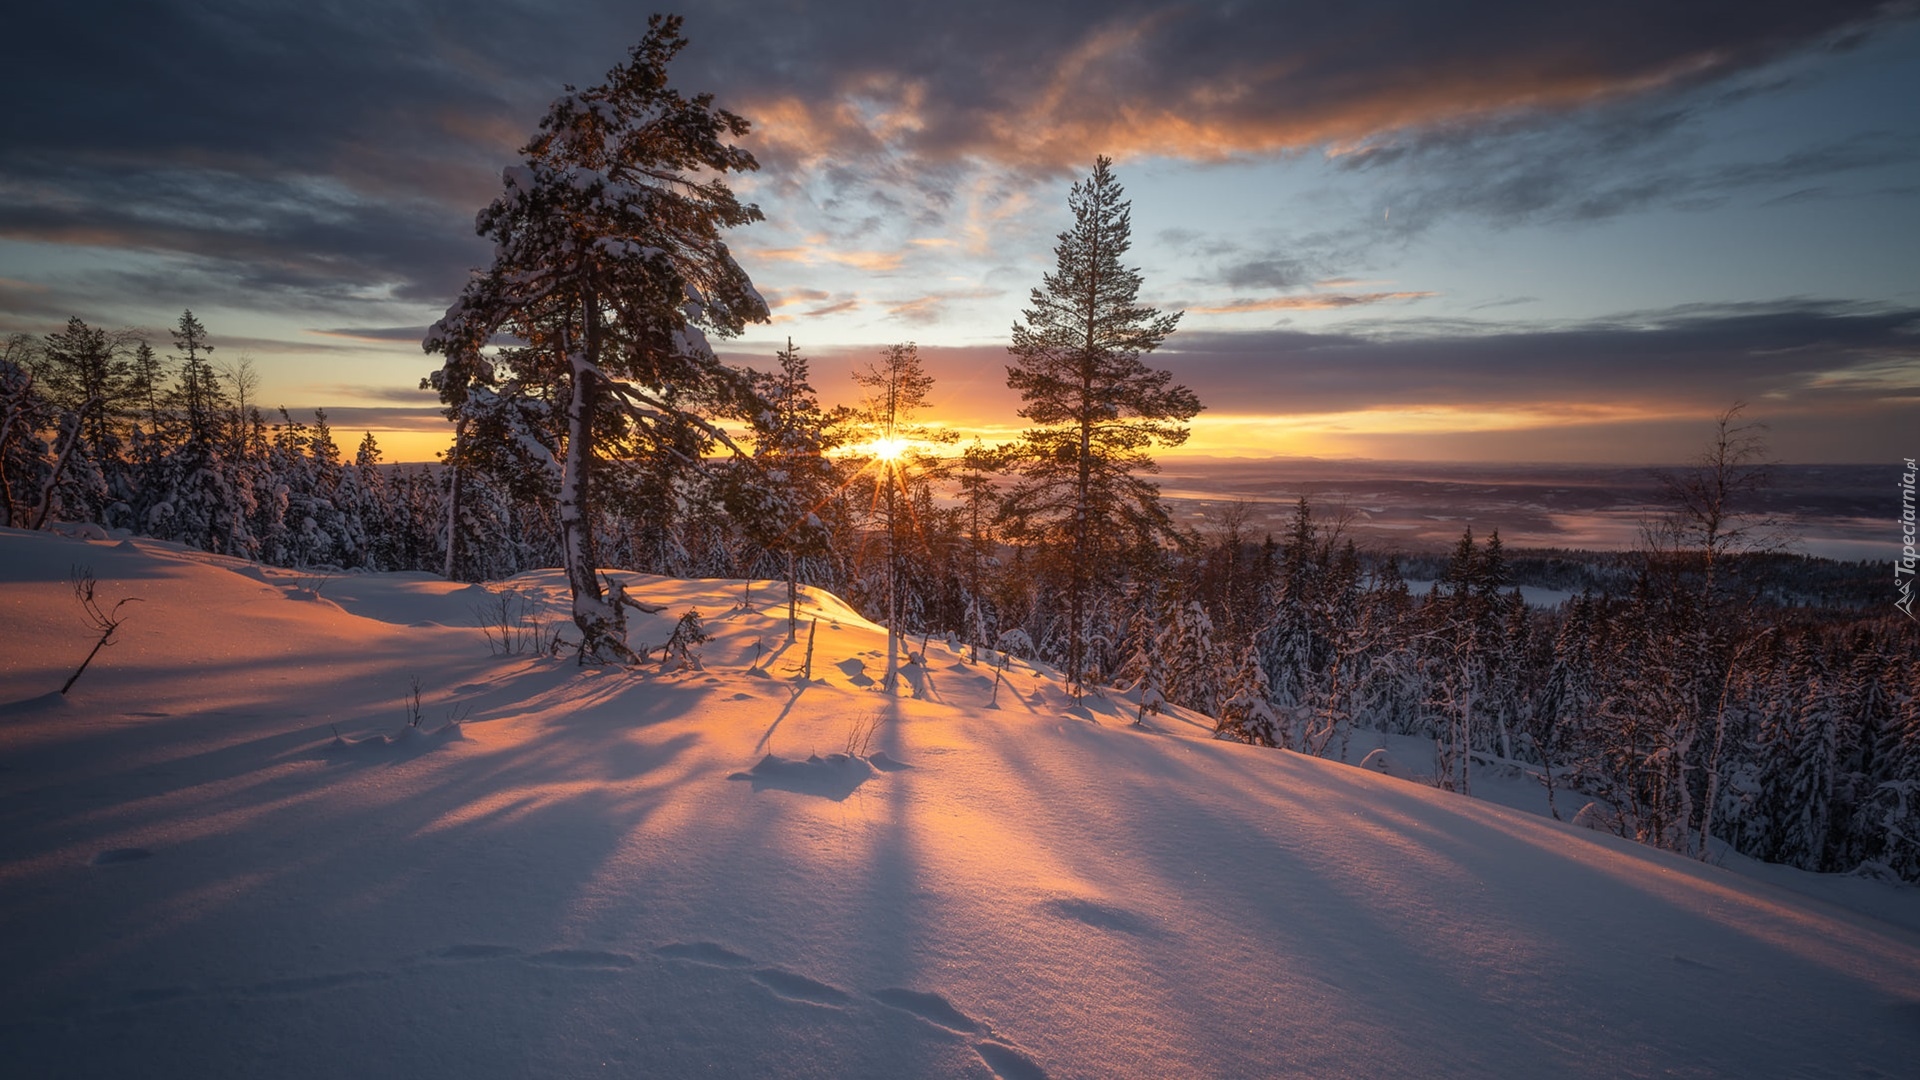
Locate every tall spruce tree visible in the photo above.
<box><xmin>423</xmin><ymin>14</ymin><xmax>768</xmax><ymax>661</ymax></box>
<box><xmin>40</xmin><ymin>317</ymin><xmax>133</xmax><ymax>454</ymax></box>
<box><xmin>1000</xmin><ymin>156</ymin><xmax>1200</xmax><ymax>694</ymax></box>
<box><xmin>168</xmin><ymin>311</ymin><xmax>222</xmax><ymax>448</ymax></box>
<box><xmin>852</xmin><ymin>342</ymin><xmax>943</xmax><ymax>686</ymax></box>
<box><xmin>733</xmin><ymin>338</ymin><xmax>840</xmax><ymax>636</ymax></box>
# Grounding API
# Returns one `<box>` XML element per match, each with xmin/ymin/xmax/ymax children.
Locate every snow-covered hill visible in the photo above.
<box><xmin>3</xmin><ymin>527</ymin><xmax>1917</xmax><ymax>1079</ymax></box>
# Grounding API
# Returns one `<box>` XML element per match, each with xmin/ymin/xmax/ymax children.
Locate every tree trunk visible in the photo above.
<box><xmin>442</xmin><ymin>413</ymin><xmax>467</xmax><ymax>581</ymax></box>
<box><xmin>883</xmin><ymin>467</ymin><xmax>899</xmax><ymax>692</ymax></box>
<box><xmin>559</xmin><ymin>299</ymin><xmax>628</xmax><ymax>664</ymax></box>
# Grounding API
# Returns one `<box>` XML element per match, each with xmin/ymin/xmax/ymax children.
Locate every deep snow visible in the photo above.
<box><xmin>2</xmin><ymin>526</ymin><xmax>1917</xmax><ymax>1079</ymax></box>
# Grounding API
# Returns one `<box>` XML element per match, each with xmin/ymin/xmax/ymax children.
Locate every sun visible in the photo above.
<box><xmin>867</xmin><ymin>437</ymin><xmax>909</xmax><ymax>463</ymax></box>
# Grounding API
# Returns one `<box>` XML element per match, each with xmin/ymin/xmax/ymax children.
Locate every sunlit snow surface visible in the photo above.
<box><xmin>2</xmin><ymin>526</ymin><xmax>1917</xmax><ymax>1079</ymax></box>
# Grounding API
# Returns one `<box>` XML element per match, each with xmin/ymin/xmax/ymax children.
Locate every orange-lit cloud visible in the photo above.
<box><xmin>746</xmin><ymin>236</ymin><xmax>906</xmax><ymax>273</ymax></box>
<box><xmin>736</xmin><ymin>6</ymin><xmax>1865</xmax><ymax>173</ymax></box>
<box><xmin>881</xmin><ymin>288</ymin><xmax>1002</xmax><ymax>324</ymax></box>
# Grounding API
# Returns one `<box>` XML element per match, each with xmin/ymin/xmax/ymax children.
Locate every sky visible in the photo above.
<box><xmin>3</xmin><ymin>0</ymin><xmax>1917</xmax><ymax>464</ymax></box>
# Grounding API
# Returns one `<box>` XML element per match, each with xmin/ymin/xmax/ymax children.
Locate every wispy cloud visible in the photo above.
<box><xmin>881</xmin><ymin>288</ymin><xmax>1002</xmax><ymax>324</ymax></box>
<box><xmin>802</xmin><ymin>298</ymin><xmax>864</xmax><ymax>318</ymax></box>
<box><xmin>310</xmin><ymin>325</ymin><xmax>434</xmax><ymax>342</ymax></box>
<box><xmin>1161</xmin><ymin>300</ymin><xmax>1920</xmax><ymax>418</ymax></box>
<box><xmin>746</xmin><ymin>237</ymin><xmax>907</xmax><ymax>273</ymax></box>
<box><xmin>732</xmin><ymin>2</ymin><xmax>1902</xmax><ymax>172</ymax></box>
<box><xmin>1188</xmin><ymin>292</ymin><xmax>1437</xmax><ymax>315</ymax></box>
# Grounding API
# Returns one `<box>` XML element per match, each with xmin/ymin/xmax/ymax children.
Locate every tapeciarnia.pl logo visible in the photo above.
<box><xmin>1899</xmin><ymin>457</ymin><xmax>1917</xmax><ymax>620</ymax></box>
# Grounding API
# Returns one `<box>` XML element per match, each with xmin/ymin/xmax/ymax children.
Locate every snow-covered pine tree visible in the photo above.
<box><xmin>147</xmin><ymin>312</ymin><xmax>254</xmax><ymax>557</ymax></box>
<box><xmin>850</xmin><ymin>342</ymin><xmax>948</xmax><ymax>683</ymax></box>
<box><xmin>1638</xmin><ymin>404</ymin><xmax>1780</xmax><ymax>857</ymax></box>
<box><xmin>1256</xmin><ymin>498</ymin><xmax>1321</xmax><ymax>714</ymax></box>
<box><xmin>1353</xmin><ymin>555</ymin><xmax>1420</xmax><ymax>735</ymax></box>
<box><xmin>736</xmin><ymin>338</ymin><xmax>840</xmax><ymax>636</ymax></box>
<box><xmin>1423</xmin><ymin>526</ymin><xmax>1494</xmax><ymax>793</ymax></box>
<box><xmin>999</xmin><ymin>156</ymin><xmax>1200</xmax><ymax>695</ymax></box>
<box><xmin>1530</xmin><ymin>589</ymin><xmax>1606</xmax><ymax>820</ymax></box>
<box><xmin>36</xmin><ymin>317</ymin><xmax>143</xmax><ymax>529</ymax></box>
<box><xmin>1305</xmin><ymin>536</ymin><xmax>1368</xmax><ymax>759</ymax></box>
<box><xmin>1160</xmin><ymin>599</ymin><xmax>1222</xmax><ymax>717</ymax></box>
<box><xmin>1217</xmin><ymin>643</ymin><xmax>1281</xmax><ymax>747</ymax></box>
<box><xmin>955</xmin><ymin>440</ymin><xmax>1005</xmax><ymax>662</ymax></box>
<box><xmin>342</xmin><ymin>432</ymin><xmax>393</xmax><ymax>570</ymax></box>
<box><xmin>437</xmin><ymin>371</ymin><xmax>561</xmax><ymax>581</ymax></box>
<box><xmin>38</xmin><ymin>317</ymin><xmax>134</xmax><ymax>460</ymax></box>
<box><xmin>424</xmin><ymin>15</ymin><xmax>768</xmax><ymax>661</ymax></box>
<box><xmin>164</xmin><ymin>311</ymin><xmax>222</xmax><ymax>449</ymax></box>
<box><xmin>1774</xmin><ymin>634</ymin><xmax>1841</xmax><ymax>870</ymax></box>
<box><xmin>0</xmin><ymin>337</ymin><xmax>54</xmax><ymax>528</ymax></box>
<box><xmin>1863</xmin><ymin>667</ymin><xmax>1920</xmax><ymax>879</ymax></box>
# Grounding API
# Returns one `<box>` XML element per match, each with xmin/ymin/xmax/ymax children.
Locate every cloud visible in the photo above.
<box><xmin>284</xmin><ymin>405</ymin><xmax>454</xmax><ymax>433</ymax></box>
<box><xmin>722</xmin><ymin>303</ymin><xmax>1920</xmax><ymax>463</ymax></box>
<box><xmin>0</xmin><ymin>162</ymin><xmax>486</xmax><ymax>314</ymax></box>
<box><xmin>761</xmin><ymin>288</ymin><xmax>833</xmax><ymax>308</ymax></box>
<box><xmin>1160</xmin><ymin>299</ymin><xmax>1920</xmax><ymax>416</ymax></box>
<box><xmin>801</xmin><ymin>299</ymin><xmax>864</xmax><ymax>319</ymax></box>
<box><xmin>745</xmin><ymin>239</ymin><xmax>907</xmax><ymax>273</ymax></box>
<box><xmin>1</xmin><ymin>0</ymin><xmax>1897</xmax><ymax>322</ymax></box>
<box><xmin>723</xmin><ymin>1</ymin><xmax>1903</xmax><ymax>171</ymax></box>
<box><xmin>310</xmin><ymin>384</ymin><xmax>445</xmax><ymax>405</ymax></box>
<box><xmin>1356</xmin><ymin>118</ymin><xmax>1920</xmax><ymax>234</ymax></box>
<box><xmin>310</xmin><ymin>326</ymin><xmax>435</xmax><ymax>343</ymax></box>
<box><xmin>1217</xmin><ymin>257</ymin><xmax>1313</xmax><ymax>291</ymax></box>
<box><xmin>0</xmin><ymin>277</ymin><xmax>72</xmax><ymax>328</ymax></box>
<box><xmin>1188</xmin><ymin>292</ymin><xmax>1437</xmax><ymax>315</ymax></box>
<box><xmin>880</xmin><ymin>287</ymin><xmax>1003</xmax><ymax>324</ymax></box>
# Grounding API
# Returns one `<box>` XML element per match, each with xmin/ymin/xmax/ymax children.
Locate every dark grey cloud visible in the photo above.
<box><xmin>1218</xmin><ymin>257</ymin><xmax>1312</xmax><ymax>292</ymax></box>
<box><xmin>1161</xmin><ymin>299</ymin><xmax>1920</xmax><ymax>414</ymax></box>
<box><xmin>312</xmin><ymin>326</ymin><xmax>437</xmax><ymax>343</ymax></box>
<box><xmin>1356</xmin><ymin>115</ymin><xmax>1920</xmax><ymax>232</ymax></box>
<box><xmin>274</xmin><ymin>406</ymin><xmax>452</xmax><ymax>433</ymax></box>
<box><xmin>0</xmin><ymin>161</ymin><xmax>485</xmax><ymax>308</ymax></box>
<box><xmin>307</xmin><ymin>385</ymin><xmax>446</xmax><ymax>406</ymax></box>
<box><xmin>0</xmin><ymin>0</ymin><xmax>1907</xmax><ymax>327</ymax></box>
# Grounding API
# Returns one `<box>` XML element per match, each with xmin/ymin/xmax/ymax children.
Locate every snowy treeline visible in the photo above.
<box><xmin>1162</xmin><ymin>502</ymin><xmax>1920</xmax><ymax>883</ymax></box>
<box><xmin>2</xmin><ymin>314</ymin><xmax>453</xmax><ymax>570</ymax></box>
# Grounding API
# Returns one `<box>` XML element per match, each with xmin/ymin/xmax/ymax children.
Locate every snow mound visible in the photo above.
<box><xmin>728</xmin><ymin>752</ymin><xmax>880</xmax><ymax>801</ymax></box>
<box><xmin>328</xmin><ymin>722</ymin><xmax>467</xmax><ymax>755</ymax></box>
<box><xmin>1359</xmin><ymin>746</ymin><xmax>1413</xmax><ymax>780</ymax></box>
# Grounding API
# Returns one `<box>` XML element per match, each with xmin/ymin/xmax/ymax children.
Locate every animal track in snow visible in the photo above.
<box><xmin>871</xmin><ymin>987</ymin><xmax>978</xmax><ymax>1032</ymax></box>
<box><xmin>66</xmin><ymin>936</ymin><xmax>1047</xmax><ymax>1079</ymax></box>
<box><xmin>526</xmin><ymin>948</ymin><xmax>638</xmax><ymax>969</ymax></box>
<box><xmin>655</xmin><ymin>940</ymin><xmax>1047</xmax><ymax>1075</ymax></box>
<box><xmin>241</xmin><ymin>971</ymin><xmax>390</xmax><ymax>996</ymax></box>
<box><xmin>653</xmin><ymin>941</ymin><xmax>753</xmax><ymax>967</ymax></box>
<box><xmin>975</xmin><ymin>1040</ymin><xmax>1049</xmax><ymax>1080</ymax></box>
<box><xmin>1040</xmin><ymin>895</ymin><xmax>1159</xmax><ymax>937</ymax></box>
<box><xmin>422</xmin><ymin>943</ymin><xmax>522</xmax><ymax>962</ymax></box>
<box><xmin>748</xmin><ymin>967</ymin><xmax>852</xmax><ymax>1006</ymax></box>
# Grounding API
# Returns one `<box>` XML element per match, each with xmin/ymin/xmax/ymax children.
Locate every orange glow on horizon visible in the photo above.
<box><xmin>364</xmin><ymin>403</ymin><xmax>1721</xmax><ymax>467</ymax></box>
